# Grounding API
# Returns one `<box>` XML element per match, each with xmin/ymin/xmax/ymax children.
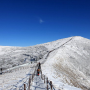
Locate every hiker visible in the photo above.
<box><xmin>38</xmin><ymin>62</ymin><xmax>41</xmax><ymax>69</ymax></box>
<box><xmin>37</xmin><ymin>62</ymin><xmax>41</xmax><ymax>76</ymax></box>
<box><xmin>37</xmin><ymin>69</ymin><xmax>40</xmax><ymax>76</ymax></box>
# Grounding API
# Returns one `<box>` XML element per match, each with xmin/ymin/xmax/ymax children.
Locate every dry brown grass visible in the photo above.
<box><xmin>52</xmin><ymin>59</ymin><xmax>90</xmax><ymax>90</ymax></box>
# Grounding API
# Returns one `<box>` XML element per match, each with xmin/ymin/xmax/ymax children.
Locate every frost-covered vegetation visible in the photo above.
<box><xmin>0</xmin><ymin>45</ymin><xmax>48</xmax><ymax>69</ymax></box>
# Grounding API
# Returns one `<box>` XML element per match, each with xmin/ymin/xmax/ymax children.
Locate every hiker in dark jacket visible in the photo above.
<box><xmin>38</xmin><ymin>62</ymin><xmax>41</xmax><ymax>69</ymax></box>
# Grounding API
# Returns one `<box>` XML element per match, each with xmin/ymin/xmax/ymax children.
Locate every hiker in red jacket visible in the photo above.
<box><xmin>37</xmin><ymin>62</ymin><xmax>41</xmax><ymax>76</ymax></box>
<box><xmin>37</xmin><ymin>69</ymin><xmax>40</xmax><ymax>76</ymax></box>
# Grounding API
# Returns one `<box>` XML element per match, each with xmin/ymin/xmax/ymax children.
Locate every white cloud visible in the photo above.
<box><xmin>39</xmin><ymin>19</ymin><xmax>44</xmax><ymax>23</ymax></box>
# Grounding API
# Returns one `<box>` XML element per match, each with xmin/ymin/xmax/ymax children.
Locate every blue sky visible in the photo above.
<box><xmin>0</xmin><ymin>0</ymin><xmax>90</xmax><ymax>46</ymax></box>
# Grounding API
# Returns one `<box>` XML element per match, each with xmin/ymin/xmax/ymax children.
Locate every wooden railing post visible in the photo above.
<box><xmin>28</xmin><ymin>78</ymin><xmax>31</xmax><ymax>90</ymax></box>
<box><xmin>32</xmin><ymin>74</ymin><xmax>33</xmax><ymax>81</ymax></box>
<box><xmin>47</xmin><ymin>78</ymin><xmax>48</xmax><ymax>90</ymax></box>
<box><xmin>50</xmin><ymin>81</ymin><xmax>52</xmax><ymax>90</ymax></box>
<box><xmin>0</xmin><ymin>68</ymin><xmax>2</xmax><ymax>74</ymax></box>
<box><xmin>24</xmin><ymin>84</ymin><xmax>26</xmax><ymax>90</ymax></box>
<box><xmin>44</xmin><ymin>75</ymin><xmax>45</xmax><ymax>83</ymax></box>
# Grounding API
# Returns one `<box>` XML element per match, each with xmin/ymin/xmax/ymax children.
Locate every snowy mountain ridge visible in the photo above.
<box><xmin>0</xmin><ymin>36</ymin><xmax>90</xmax><ymax>90</ymax></box>
<box><xmin>42</xmin><ymin>36</ymin><xmax>90</xmax><ymax>90</ymax></box>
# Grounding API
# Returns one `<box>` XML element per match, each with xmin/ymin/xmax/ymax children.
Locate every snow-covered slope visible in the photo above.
<box><xmin>0</xmin><ymin>63</ymin><xmax>36</xmax><ymax>90</ymax></box>
<box><xmin>0</xmin><ymin>45</ymin><xmax>48</xmax><ymax>69</ymax></box>
<box><xmin>41</xmin><ymin>37</ymin><xmax>73</xmax><ymax>51</ymax></box>
<box><xmin>0</xmin><ymin>36</ymin><xmax>90</xmax><ymax>90</ymax></box>
<box><xmin>42</xmin><ymin>36</ymin><xmax>90</xmax><ymax>90</ymax></box>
